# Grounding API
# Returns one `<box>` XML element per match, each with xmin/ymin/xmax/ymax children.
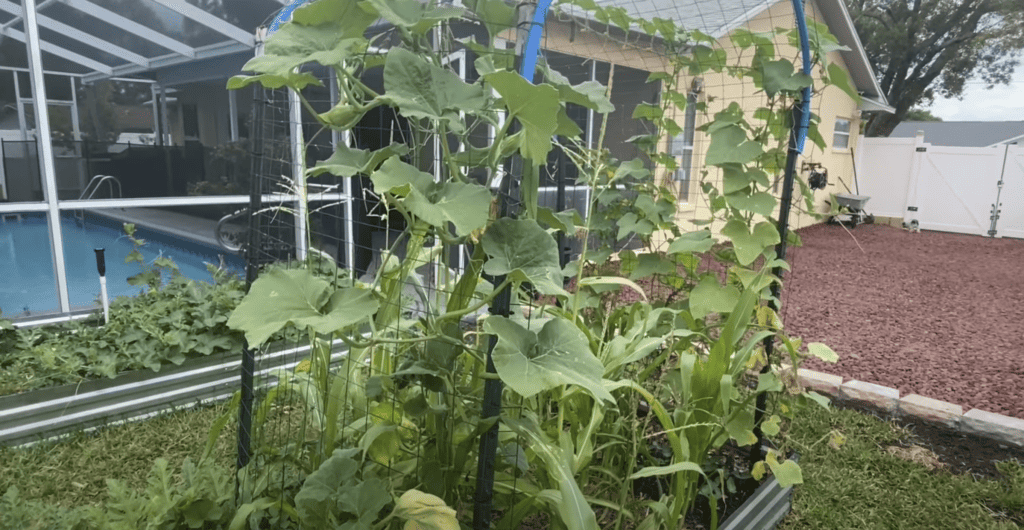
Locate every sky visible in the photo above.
<box><xmin>926</xmin><ymin>69</ymin><xmax>1024</xmax><ymax>121</ymax></box>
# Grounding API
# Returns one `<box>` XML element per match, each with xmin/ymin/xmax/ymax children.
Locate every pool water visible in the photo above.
<box><xmin>0</xmin><ymin>212</ymin><xmax>244</xmax><ymax>316</ymax></box>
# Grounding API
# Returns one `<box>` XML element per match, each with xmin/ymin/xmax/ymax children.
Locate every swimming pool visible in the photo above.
<box><xmin>0</xmin><ymin>212</ymin><xmax>244</xmax><ymax>317</ymax></box>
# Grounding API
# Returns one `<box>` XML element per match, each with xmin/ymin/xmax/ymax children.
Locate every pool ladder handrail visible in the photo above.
<box><xmin>216</xmin><ymin>208</ymin><xmax>247</xmax><ymax>253</ymax></box>
<box><xmin>76</xmin><ymin>175</ymin><xmax>123</xmax><ymax>225</ymax></box>
<box><xmin>78</xmin><ymin>175</ymin><xmax>122</xmax><ymax>202</ymax></box>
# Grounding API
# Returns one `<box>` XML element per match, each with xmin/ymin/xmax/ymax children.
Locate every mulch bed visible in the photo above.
<box><xmin>782</xmin><ymin>223</ymin><xmax>1024</xmax><ymax>419</ymax></box>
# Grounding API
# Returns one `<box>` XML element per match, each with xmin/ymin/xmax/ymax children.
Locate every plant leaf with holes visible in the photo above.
<box><xmin>807</xmin><ymin>342</ymin><xmax>839</xmax><ymax>363</ymax></box>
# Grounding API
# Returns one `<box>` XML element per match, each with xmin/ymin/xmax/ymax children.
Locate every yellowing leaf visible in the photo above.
<box><xmin>766</xmin><ymin>451</ymin><xmax>803</xmax><ymax>487</ymax></box>
<box><xmin>752</xmin><ymin>460</ymin><xmax>766</xmax><ymax>480</ymax></box>
<box><xmin>761</xmin><ymin>414</ymin><xmax>781</xmax><ymax>437</ymax></box>
<box><xmin>393</xmin><ymin>490</ymin><xmax>459</xmax><ymax>530</ymax></box>
<box><xmin>807</xmin><ymin>342</ymin><xmax>839</xmax><ymax>363</ymax></box>
<box><xmin>828</xmin><ymin>430</ymin><xmax>847</xmax><ymax>450</ymax></box>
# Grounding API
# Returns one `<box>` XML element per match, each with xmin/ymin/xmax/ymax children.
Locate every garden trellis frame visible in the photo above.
<box><xmin>232</xmin><ymin>0</ymin><xmax>829</xmax><ymax>526</ymax></box>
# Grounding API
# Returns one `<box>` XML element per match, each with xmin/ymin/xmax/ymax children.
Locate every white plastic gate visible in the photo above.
<box><xmin>856</xmin><ymin>134</ymin><xmax>1024</xmax><ymax>238</ymax></box>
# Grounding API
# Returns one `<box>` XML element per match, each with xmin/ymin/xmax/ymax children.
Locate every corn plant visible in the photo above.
<box><xmin>223</xmin><ymin>0</ymin><xmax>844</xmax><ymax>528</ymax></box>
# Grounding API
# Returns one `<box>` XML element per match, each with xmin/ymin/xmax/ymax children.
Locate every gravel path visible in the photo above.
<box><xmin>782</xmin><ymin>223</ymin><xmax>1024</xmax><ymax>419</ymax></box>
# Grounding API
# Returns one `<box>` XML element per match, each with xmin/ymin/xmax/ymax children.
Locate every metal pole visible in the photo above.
<box><xmin>0</xmin><ymin>138</ymin><xmax>6</xmax><ymax>201</ymax></box>
<box><xmin>330</xmin><ymin>68</ymin><xmax>356</xmax><ymax>272</ymax></box>
<box><xmin>23</xmin><ymin>0</ymin><xmax>70</xmax><ymax>313</ymax></box>
<box><xmin>159</xmin><ymin>84</ymin><xmax>170</xmax><ymax>145</ymax></box>
<box><xmin>289</xmin><ymin>88</ymin><xmax>307</xmax><ymax>262</ymax></box>
<box><xmin>474</xmin><ymin>3</ymin><xmax>550</xmax><ymax>526</ymax></box>
<box><xmin>988</xmin><ymin>143</ymin><xmax>1010</xmax><ymax>237</ymax></box>
<box><xmin>750</xmin><ymin>100</ymin><xmax>803</xmax><ymax>465</ymax></box>
<box><xmin>69</xmin><ymin>76</ymin><xmax>81</xmax><ymax>141</ymax></box>
<box><xmin>228</xmin><ymin>89</ymin><xmax>239</xmax><ymax>142</ymax></box>
<box><xmin>556</xmin><ymin>150</ymin><xmax>567</xmax><ymax>266</ymax></box>
<box><xmin>237</xmin><ymin>84</ymin><xmax>267</xmax><ymax>471</ymax></box>
<box><xmin>151</xmin><ymin>84</ymin><xmax>162</xmax><ymax>146</ymax></box>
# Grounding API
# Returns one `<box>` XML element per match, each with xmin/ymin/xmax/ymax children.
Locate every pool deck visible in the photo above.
<box><xmin>89</xmin><ymin>207</ymin><xmax>243</xmax><ymax>249</ymax></box>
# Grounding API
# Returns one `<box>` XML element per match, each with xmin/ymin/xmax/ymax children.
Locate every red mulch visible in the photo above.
<box><xmin>782</xmin><ymin>223</ymin><xmax>1024</xmax><ymax>419</ymax></box>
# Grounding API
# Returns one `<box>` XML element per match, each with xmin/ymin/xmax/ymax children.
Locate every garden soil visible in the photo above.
<box><xmin>783</xmin><ymin>223</ymin><xmax>1024</xmax><ymax>420</ymax></box>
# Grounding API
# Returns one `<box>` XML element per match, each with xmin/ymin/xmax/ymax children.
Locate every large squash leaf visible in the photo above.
<box><xmin>383</xmin><ymin>48</ymin><xmax>486</xmax><ymax>133</ymax></box>
<box><xmin>370</xmin><ymin>157</ymin><xmax>491</xmax><ymax>236</ymax></box>
<box><xmin>483</xmin><ymin>316</ymin><xmax>613</xmax><ymax>403</ymax></box>
<box><xmin>484</xmin><ymin>71</ymin><xmax>561</xmax><ymax>161</ymax></box>
<box><xmin>481</xmin><ymin>218</ymin><xmax>564</xmax><ymax>296</ymax></box>
<box><xmin>309</xmin><ymin>143</ymin><xmax>409</xmax><ymax>178</ymax></box>
<box><xmin>362</xmin><ymin>0</ymin><xmax>463</xmax><ymax>35</ymax></box>
<box><xmin>227</xmin><ymin>268</ymin><xmax>377</xmax><ymax>346</ymax></box>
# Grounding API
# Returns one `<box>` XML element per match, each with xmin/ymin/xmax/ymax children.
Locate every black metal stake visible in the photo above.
<box><xmin>556</xmin><ymin>153</ymin><xmax>568</xmax><ymax>267</ymax></box>
<box><xmin>237</xmin><ymin>89</ymin><xmax>267</xmax><ymax>473</ymax></box>
<box><xmin>751</xmin><ymin>101</ymin><xmax>804</xmax><ymax>466</ymax></box>
<box><xmin>472</xmin><ymin>280</ymin><xmax>509</xmax><ymax>529</ymax></box>
<box><xmin>473</xmin><ymin>153</ymin><xmax>516</xmax><ymax>529</ymax></box>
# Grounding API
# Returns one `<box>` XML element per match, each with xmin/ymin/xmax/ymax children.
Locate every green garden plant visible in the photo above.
<box><xmin>220</xmin><ymin>0</ymin><xmax>848</xmax><ymax>528</ymax></box>
<box><xmin>0</xmin><ymin>240</ymin><xmax>245</xmax><ymax>396</ymax></box>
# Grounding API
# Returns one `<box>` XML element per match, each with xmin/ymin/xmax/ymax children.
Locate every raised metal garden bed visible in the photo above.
<box><xmin>0</xmin><ymin>341</ymin><xmax>347</xmax><ymax>447</ymax></box>
<box><xmin>719</xmin><ymin>451</ymin><xmax>800</xmax><ymax>530</ymax></box>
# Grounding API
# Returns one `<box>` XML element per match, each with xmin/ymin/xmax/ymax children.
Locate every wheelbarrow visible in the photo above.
<box><xmin>828</xmin><ymin>193</ymin><xmax>874</xmax><ymax>227</ymax></box>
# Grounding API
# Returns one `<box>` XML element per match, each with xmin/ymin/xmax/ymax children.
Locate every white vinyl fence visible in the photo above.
<box><xmin>855</xmin><ymin>134</ymin><xmax>1024</xmax><ymax>238</ymax></box>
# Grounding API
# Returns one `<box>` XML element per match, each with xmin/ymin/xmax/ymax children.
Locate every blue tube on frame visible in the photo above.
<box><xmin>792</xmin><ymin>0</ymin><xmax>813</xmax><ymax>152</ymax></box>
<box><xmin>269</xmin><ymin>0</ymin><xmax>311</xmax><ymax>35</ymax></box>
<box><xmin>519</xmin><ymin>0</ymin><xmax>555</xmax><ymax>83</ymax></box>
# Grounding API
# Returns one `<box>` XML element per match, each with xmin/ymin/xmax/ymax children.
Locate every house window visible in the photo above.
<box><xmin>833</xmin><ymin>118</ymin><xmax>851</xmax><ymax>150</ymax></box>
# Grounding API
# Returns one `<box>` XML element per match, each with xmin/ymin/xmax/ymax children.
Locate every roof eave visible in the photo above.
<box><xmin>859</xmin><ymin>96</ymin><xmax>895</xmax><ymax>114</ymax></box>
<box><xmin>815</xmin><ymin>0</ymin><xmax>889</xmax><ymax>106</ymax></box>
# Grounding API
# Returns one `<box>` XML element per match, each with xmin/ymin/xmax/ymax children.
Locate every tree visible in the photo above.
<box><xmin>904</xmin><ymin>108</ymin><xmax>943</xmax><ymax>121</ymax></box>
<box><xmin>848</xmin><ymin>0</ymin><xmax>1024</xmax><ymax>136</ymax></box>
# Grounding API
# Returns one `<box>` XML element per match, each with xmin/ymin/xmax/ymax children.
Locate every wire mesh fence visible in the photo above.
<box><xmin>230</xmin><ymin>0</ymin><xmax>844</xmax><ymax>527</ymax></box>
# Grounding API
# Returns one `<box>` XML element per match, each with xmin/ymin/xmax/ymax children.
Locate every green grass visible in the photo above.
<box><xmin>0</xmin><ymin>401</ymin><xmax>235</xmax><ymax>508</ymax></box>
<box><xmin>1</xmin><ymin>398</ymin><xmax>1022</xmax><ymax>530</ymax></box>
<box><xmin>780</xmin><ymin>405</ymin><xmax>1024</xmax><ymax>530</ymax></box>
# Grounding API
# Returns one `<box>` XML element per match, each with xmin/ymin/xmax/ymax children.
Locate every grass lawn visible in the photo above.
<box><xmin>781</xmin><ymin>406</ymin><xmax>1024</xmax><ymax>529</ymax></box>
<box><xmin>0</xmin><ymin>402</ymin><xmax>234</xmax><ymax>508</ymax></box>
<box><xmin>1</xmin><ymin>400</ymin><xmax>1021</xmax><ymax>529</ymax></box>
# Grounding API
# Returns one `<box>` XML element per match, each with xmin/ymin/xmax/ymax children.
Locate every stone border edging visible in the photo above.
<box><xmin>786</xmin><ymin>366</ymin><xmax>1024</xmax><ymax>448</ymax></box>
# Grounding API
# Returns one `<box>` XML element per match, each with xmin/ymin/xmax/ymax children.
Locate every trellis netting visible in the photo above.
<box><xmin>227</xmin><ymin>0</ymin><xmax>847</xmax><ymax>527</ymax></box>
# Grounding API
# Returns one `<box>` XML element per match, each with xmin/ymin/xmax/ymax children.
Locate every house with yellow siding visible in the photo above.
<box><xmin>519</xmin><ymin>0</ymin><xmax>893</xmax><ymax>236</ymax></box>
